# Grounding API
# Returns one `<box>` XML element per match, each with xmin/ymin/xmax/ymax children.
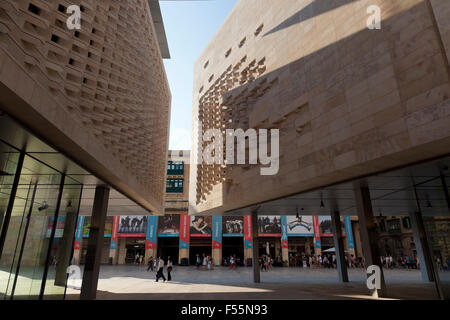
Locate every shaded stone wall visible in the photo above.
<box><xmin>0</xmin><ymin>0</ymin><xmax>170</xmax><ymax>213</ymax></box>
<box><xmin>190</xmin><ymin>0</ymin><xmax>450</xmax><ymax>215</ymax></box>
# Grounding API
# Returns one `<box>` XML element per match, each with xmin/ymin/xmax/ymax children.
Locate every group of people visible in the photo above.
<box><xmin>134</xmin><ymin>253</ymin><xmax>145</xmax><ymax>265</ymax></box>
<box><xmin>195</xmin><ymin>253</ymin><xmax>214</xmax><ymax>270</ymax></box>
<box><xmin>288</xmin><ymin>253</ymin><xmax>340</xmax><ymax>269</ymax></box>
<box><xmin>259</xmin><ymin>254</ymin><xmax>275</xmax><ymax>271</ymax></box>
<box><xmin>146</xmin><ymin>256</ymin><xmax>173</xmax><ymax>282</ymax></box>
<box><xmin>223</xmin><ymin>255</ymin><xmax>245</xmax><ymax>268</ymax></box>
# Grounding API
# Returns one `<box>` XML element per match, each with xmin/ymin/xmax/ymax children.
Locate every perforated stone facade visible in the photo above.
<box><xmin>0</xmin><ymin>0</ymin><xmax>170</xmax><ymax>214</ymax></box>
<box><xmin>190</xmin><ymin>0</ymin><xmax>450</xmax><ymax>215</ymax></box>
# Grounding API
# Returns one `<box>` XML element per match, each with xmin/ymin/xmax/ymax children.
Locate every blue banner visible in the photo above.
<box><xmin>281</xmin><ymin>216</ymin><xmax>288</xmax><ymax>248</ymax></box>
<box><xmin>212</xmin><ymin>216</ymin><xmax>222</xmax><ymax>249</ymax></box>
<box><xmin>146</xmin><ymin>216</ymin><xmax>158</xmax><ymax>249</ymax></box>
<box><xmin>345</xmin><ymin>216</ymin><xmax>354</xmax><ymax>249</ymax></box>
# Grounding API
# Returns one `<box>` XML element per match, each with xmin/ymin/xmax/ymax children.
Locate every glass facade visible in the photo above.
<box><xmin>0</xmin><ymin>139</ymin><xmax>82</xmax><ymax>300</ymax></box>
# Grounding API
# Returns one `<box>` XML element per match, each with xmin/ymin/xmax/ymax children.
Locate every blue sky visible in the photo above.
<box><xmin>160</xmin><ymin>0</ymin><xmax>238</xmax><ymax>150</ymax></box>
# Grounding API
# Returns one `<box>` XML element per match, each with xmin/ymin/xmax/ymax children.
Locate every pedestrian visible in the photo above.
<box><xmin>167</xmin><ymin>256</ymin><xmax>173</xmax><ymax>281</ymax></box>
<box><xmin>230</xmin><ymin>256</ymin><xmax>235</xmax><ymax>270</ymax></box>
<box><xmin>135</xmin><ymin>252</ymin><xmax>140</xmax><ymax>265</ymax></box>
<box><xmin>196</xmin><ymin>254</ymin><xmax>201</xmax><ymax>270</ymax></box>
<box><xmin>202</xmin><ymin>254</ymin><xmax>208</xmax><ymax>270</ymax></box>
<box><xmin>156</xmin><ymin>257</ymin><xmax>166</xmax><ymax>282</ymax></box>
<box><xmin>147</xmin><ymin>256</ymin><xmax>154</xmax><ymax>272</ymax></box>
<box><xmin>207</xmin><ymin>255</ymin><xmax>212</xmax><ymax>271</ymax></box>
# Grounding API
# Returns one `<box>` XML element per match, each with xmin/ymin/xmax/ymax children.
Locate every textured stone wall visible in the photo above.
<box><xmin>190</xmin><ymin>0</ymin><xmax>450</xmax><ymax>215</ymax></box>
<box><xmin>0</xmin><ymin>0</ymin><xmax>170</xmax><ymax>213</ymax></box>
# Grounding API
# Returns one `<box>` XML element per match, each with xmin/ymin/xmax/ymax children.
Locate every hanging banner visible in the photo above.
<box><xmin>286</xmin><ymin>216</ymin><xmax>314</xmax><ymax>236</ymax></box>
<box><xmin>158</xmin><ymin>214</ymin><xmax>180</xmax><ymax>237</ymax></box>
<box><xmin>313</xmin><ymin>216</ymin><xmax>321</xmax><ymax>249</ymax></box>
<box><xmin>345</xmin><ymin>216</ymin><xmax>355</xmax><ymax>249</ymax></box>
<box><xmin>222</xmin><ymin>216</ymin><xmax>244</xmax><ymax>237</ymax></box>
<box><xmin>212</xmin><ymin>216</ymin><xmax>222</xmax><ymax>249</ymax></box>
<box><xmin>74</xmin><ymin>216</ymin><xmax>84</xmax><ymax>250</ymax></box>
<box><xmin>257</xmin><ymin>215</ymin><xmax>282</xmax><ymax>237</ymax></box>
<box><xmin>244</xmin><ymin>216</ymin><xmax>252</xmax><ymax>249</ymax></box>
<box><xmin>145</xmin><ymin>216</ymin><xmax>158</xmax><ymax>250</ymax></box>
<box><xmin>179</xmin><ymin>213</ymin><xmax>190</xmax><ymax>249</ymax></box>
<box><xmin>281</xmin><ymin>216</ymin><xmax>289</xmax><ymax>249</ymax></box>
<box><xmin>118</xmin><ymin>216</ymin><xmax>147</xmax><ymax>237</ymax></box>
<box><xmin>46</xmin><ymin>216</ymin><xmax>65</xmax><ymax>238</ymax></box>
<box><xmin>110</xmin><ymin>216</ymin><xmax>120</xmax><ymax>249</ymax></box>
<box><xmin>190</xmin><ymin>216</ymin><xmax>212</xmax><ymax>237</ymax></box>
<box><xmin>82</xmin><ymin>217</ymin><xmax>113</xmax><ymax>238</ymax></box>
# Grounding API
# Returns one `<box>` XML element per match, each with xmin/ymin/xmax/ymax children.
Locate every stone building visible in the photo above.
<box><xmin>0</xmin><ymin>0</ymin><xmax>171</xmax><ymax>300</ymax></box>
<box><xmin>189</xmin><ymin>0</ymin><xmax>450</xmax><ymax>298</ymax></box>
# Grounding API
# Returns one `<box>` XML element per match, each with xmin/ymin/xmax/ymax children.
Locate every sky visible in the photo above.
<box><xmin>160</xmin><ymin>0</ymin><xmax>238</xmax><ymax>151</ymax></box>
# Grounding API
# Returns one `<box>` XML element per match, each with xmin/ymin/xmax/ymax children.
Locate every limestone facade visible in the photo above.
<box><xmin>0</xmin><ymin>0</ymin><xmax>171</xmax><ymax>214</ymax></box>
<box><xmin>190</xmin><ymin>0</ymin><xmax>450</xmax><ymax>215</ymax></box>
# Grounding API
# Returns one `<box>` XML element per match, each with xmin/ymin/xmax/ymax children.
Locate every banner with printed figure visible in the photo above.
<box><xmin>286</xmin><ymin>216</ymin><xmax>314</xmax><ymax>236</ymax></box>
<box><xmin>190</xmin><ymin>215</ymin><xmax>212</xmax><ymax>237</ymax></box>
<box><xmin>118</xmin><ymin>216</ymin><xmax>147</xmax><ymax>237</ymax></box>
<box><xmin>222</xmin><ymin>216</ymin><xmax>244</xmax><ymax>237</ymax></box>
<box><xmin>257</xmin><ymin>215</ymin><xmax>282</xmax><ymax>237</ymax></box>
<box><xmin>158</xmin><ymin>214</ymin><xmax>180</xmax><ymax>237</ymax></box>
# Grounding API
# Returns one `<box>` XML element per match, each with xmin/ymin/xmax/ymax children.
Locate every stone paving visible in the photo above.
<box><xmin>65</xmin><ymin>265</ymin><xmax>440</xmax><ymax>300</ymax></box>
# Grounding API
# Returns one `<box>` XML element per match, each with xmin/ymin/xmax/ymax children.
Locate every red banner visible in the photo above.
<box><xmin>313</xmin><ymin>216</ymin><xmax>322</xmax><ymax>248</ymax></box>
<box><xmin>244</xmin><ymin>216</ymin><xmax>252</xmax><ymax>242</ymax></box>
<box><xmin>179</xmin><ymin>213</ymin><xmax>190</xmax><ymax>245</ymax></box>
<box><xmin>244</xmin><ymin>216</ymin><xmax>252</xmax><ymax>248</ymax></box>
<box><xmin>111</xmin><ymin>216</ymin><xmax>119</xmax><ymax>243</ymax></box>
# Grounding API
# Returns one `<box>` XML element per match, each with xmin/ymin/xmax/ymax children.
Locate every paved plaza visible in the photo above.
<box><xmin>65</xmin><ymin>265</ymin><xmax>440</xmax><ymax>300</ymax></box>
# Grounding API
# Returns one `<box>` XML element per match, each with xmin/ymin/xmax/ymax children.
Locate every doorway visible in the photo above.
<box><xmin>157</xmin><ymin>237</ymin><xmax>179</xmax><ymax>263</ymax></box>
<box><xmin>223</xmin><ymin>237</ymin><xmax>244</xmax><ymax>265</ymax></box>
<box><xmin>125</xmin><ymin>244</ymin><xmax>145</xmax><ymax>264</ymax></box>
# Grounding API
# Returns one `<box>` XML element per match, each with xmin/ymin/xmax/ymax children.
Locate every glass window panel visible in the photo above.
<box><xmin>43</xmin><ymin>177</ymin><xmax>82</xmax><ymax>300</ymax></box>
<box><xmin>0</xmin><ymin>154</ymin><xmax>62</xmax><ymax>300</ymax></box>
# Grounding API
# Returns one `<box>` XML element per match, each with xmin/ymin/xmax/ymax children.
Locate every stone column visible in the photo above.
<box><xmin>409</xmin><ymin>211</ymin><xmax>434</xmax><ymax>282</ymax></box>
<box><xmin>118</xmin><ymin>238</ymin><xmax>126</xmax><ymax>265</ymax></box>
<box><xmin>80</xmin><ymin>186</ymin><xmax>110</xmax><ymax>300</ymax></box>
<box><xmin>354</xmin><ymin>184</ymin><xmax>387</xmax><ymax>298</ymax></box>
<box><xmin>55</xmin><ymin>211</ymin><xmax>78</xmax><ymax>285</ymax></box>
<box><xmin>179</xmin><ymin>248</ymin><xmax>189</xmax><ymax>264</ymax></box>
<box><xmin>330</xmin><ymin>211</ymin><xmax>349</xmax><ymax>282</ymax></box>
<box><xmin>251</xmin><ymin>208</ymin><xmax>260</xmax><ymax>283</ymax></box>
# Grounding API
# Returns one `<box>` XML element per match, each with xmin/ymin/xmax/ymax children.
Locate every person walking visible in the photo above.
<box><xmin>167</xmin><ymin>256</ymin><xmax>173</xmax><ymax>281</ymax></box>
<box><xmin>147</xmin><ymin>256</ymin><xmax>154</xmax><ymax>272</ymax></box>
<box><xmin>135</xmin><ymin>252</ymin><xmax>140</xmax><ymax>265</ymax></box>
<box><xmin>229</xmin><ymin>256</ymin><xmax>234</xmax><ymax>270</ymax></box>
<box><xmin>196</xmin><ymin>254</ymin><xmax>201</xmax><ymax>270</ymax></box>
<box><xmin>207</xmin><ymin>255</ymin><xmax>212</xmax><ymax>271</ymax></box>
<box><xmin>156</xmin><ymin>257</ymin><xmax>166</xmax><ymax>282</ymax></box>
<box><xmin>202</xmin><ymin>254</ymin><xmax>208</xmax><ymax>271</ymax></box>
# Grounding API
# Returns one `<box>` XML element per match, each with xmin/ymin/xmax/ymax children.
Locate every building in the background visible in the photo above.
<box><xmin>0</xmin><ymin>0</ymin><xmax>170</xmax><ymax>300</ymax></box>
<box><xmin>188</xmin><ymin>0</ymin><xmax>450</xmax><ymax>298</ymax></box>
